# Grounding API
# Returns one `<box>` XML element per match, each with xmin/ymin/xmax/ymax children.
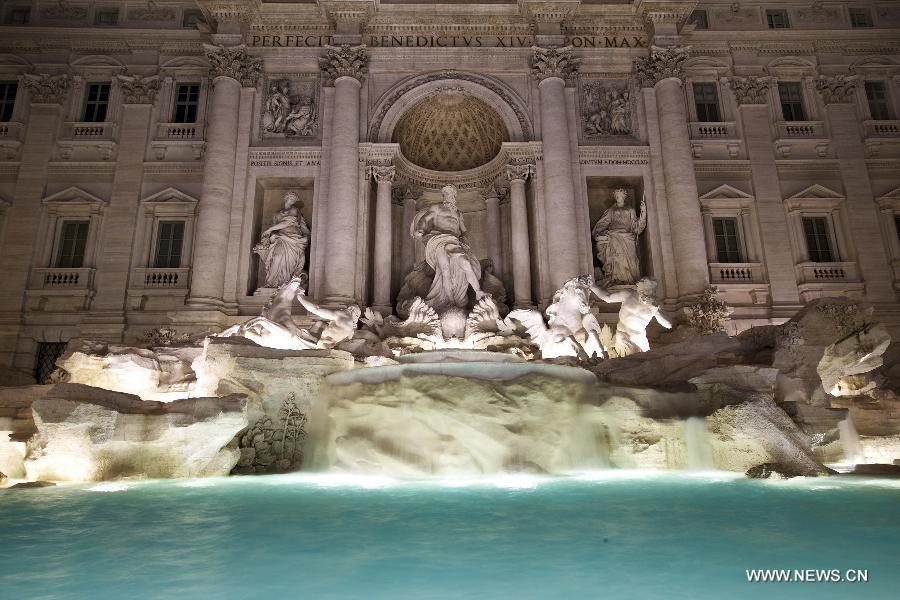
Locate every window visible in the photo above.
<box><xmin>766</xmin><ymin>9</ymin><xmax>790</xmax><ymax>29</ymax></box>
<box><xmin>802</xmin><ymin>217</ymin><xmax>834</xmax><ymax>262</ymax></box>
<box><xmin>688</xmin><ymin>9</ymin><xmax>708</xmax><ymax>29</ymax></box>
<box><xmin>0</xmin><ymin>81</ymin><xmax>17</xmax><ymax>121</ymax></box>
<box><xmin>153</xmin><ymin>221</ymin><xmax>185</xmax><ymax>268</ymax></box>
<box><xmin>94</xmin><ymin>9</ymin><xmax>118</xmax><ymax>26</ymax></box>
<box><xmin>172</xmin><ymin>83</ymin><xmax>200</xmax><ymax>123</ymax></box>
<box><xmin>778</xmin><ymin>82</ymin><xmax>807</xmax><ymax>121</ymax></box>
<box><xmin>895</xmin><ymin>215</ymin><xmax>900</xmax><ymax>245</ymax></box>
<box><xmin>713</xmin><ymin>218</ymin><xmax>742</xmax><ymax>263</ymax></box>
<box><xmin>865</xmin><ymin>81</ymin><xmax>892</xmax><ymax>120</ymax></box>
<box><xmin>82</xmin><ymin>83</ymin><xmax>110</xmax><ymax>122</ymax></box>
<box><xmin>693</xmin><ymin>83</ymin><xmax>721</xmax><ymax>122</ymax></box>
<box><xmin>34</xmin><ymin>342</ymin><xmax>68</xmax><ymax>384</ymax></box>
<box><xmin>5</xmin><ymin>7</ymin><xmax>30</xmax><ymax>24</ymax></box>
<box><xmin>182</xmin><ymin>9</ymin><xmax>204</xmax><ymax>28</ymax></box>
<box><xmin>849</xmin><ymin>8</ymin><xmax>873</xmax><ymax>28</ymax></box>
<box><xmin>55</xmin><ymin>221</ymin><xmax>90</xmax><ymax>268</ymax></box>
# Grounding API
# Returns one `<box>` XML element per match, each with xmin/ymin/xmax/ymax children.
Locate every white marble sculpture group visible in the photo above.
<box><xmin>227</xmin><ymin>184</ymin><xmax>665</xmax><ymax>359</ymax></box>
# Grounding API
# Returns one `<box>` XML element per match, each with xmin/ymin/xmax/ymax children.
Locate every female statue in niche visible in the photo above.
<box><xmin>592</xmin><ymin>188</ymin><xmax>646</xmax><ymax>285</ymax></box>
<box><xmin>253</xmin><ymin>191</ymin><xmax>310</xmax><ymax>288</ymax></box>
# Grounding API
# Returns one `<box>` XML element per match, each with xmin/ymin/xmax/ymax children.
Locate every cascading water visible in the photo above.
<box><xmin>838</xmin><ymin>416</ymin><xmax>862</xmax><ymax>465</ymax></box>
<box><xmin>685</xmin><ymin>417</ymin><xmax>715</xmax><ymax>471</ymax></box>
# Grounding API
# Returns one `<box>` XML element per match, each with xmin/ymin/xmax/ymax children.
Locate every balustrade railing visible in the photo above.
<box><xmin>29</xmin><ymin>267</ymin><xmax>94</xmax><ymax>290</ymax></box>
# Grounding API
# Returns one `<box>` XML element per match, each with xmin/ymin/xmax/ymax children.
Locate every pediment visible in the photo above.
<box><xmin>876</xmin><ymin>186</ymin><xmax>900</xmax><ymax>209</ymax></box>
<box><xmin>851</xmin><ymin>55</ymin><xmax>898</xmax><ymax>68</ymax></box>
<box><xmin>41</xmin><ymin>186</ymin><xmax>107</xmax><ymax>206</ymax></box>
<box><xmin>70</xmin><ymin>55</ymin><xmax>125</xmax><ymax>68</ymax></box>
<box><xmin>0</xmin><ymin>53</ymin><xmax>31</xmax><ymax>67</ymax></box>
<box><xmin>700</xmin><ymin>184</ymin><xmax>753</xmax><ymax>200</ymax></box>
<box><xmin>786</xmin><ymin>184</ymin><xmax>843</xmax><ymax>200</ymax></box>
<box><xmin>765</xmin><ymin>56</ymin><xmax>817</xmax><ymax>75</ymax></box>
<box><xmin>160</xmin><ymin>56</ymin><xmax>210</xmax><ymax>70</ymax></box>
<box><xmin>141</xmin><ymin>187</ymin><xmax>198</xmax><ymax>205</ymax></box>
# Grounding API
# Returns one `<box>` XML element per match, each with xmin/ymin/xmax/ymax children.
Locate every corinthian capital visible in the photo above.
<box><xmin>728</xmin><ymin>76</ymin><xmax>771</xmax><ymax>105</ymax></box>
<box><xmin>320</xmin><ymin>45</ymin><xmax>369</xmax><ymax>84</ymax></box>
<box><xmin>203</xmin><ymin>44</ymin><xmax>262</xmax><ymax>87</ymax></box>
<box><xmin>116</xmin><ymin>74</ymin><xmax>160</xmax><ymax>104</ymax></box>
<box><xmin>632</xmin><ymin>46</ymin><xmax>689</xmax><ymax>88</ymax></box>
<box><xmin>367</xmin><ymin>165</ymin><xmax>396</xmax><ymax>183</ymax></box>
<box><xmin>815</xmin><ymin>75</ymin><xmax>858</xmax><ymax>105</ymax></box>
<box><xmin>22</xmin><ymin>74</ymin><xmax>70</xmax><ymax>104</ymax></box>
<box><xmin>506</xmin><ymin>162</ymin><xmax>535</xmax><ymax>182</ymax></box>
<box><xmin>530</xmin><ymin>46</ymin><xmax>579</xmax><ymax>83</ymax></box>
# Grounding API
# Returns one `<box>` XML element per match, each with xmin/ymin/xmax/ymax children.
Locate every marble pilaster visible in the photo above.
<box><xmin>507</xmin><ymin>163</ymin><xmax>536</xmax><ymax>308</ymax></box>
<box><xmin>368</xmin><ymin>164</ymin><xmax>395</xmax><ymax>313</ymax></box>
<box><xmin>531</xmin><ymin>46</ymin><xmax>581</xmax><ymax>291</ymax></box>
<box><xmin>634</xmin><ymin>47</ymin><xmax>709</xmax><ymax>297</ymax></box>
<box><xmin>189</xmin><ymin>45</ymin><xmax>260</xmax><ymax>308</ymax></box>
<box><xmin>483</xmin><ymin>187</ymin><xmax>503</xmax><ymax>278</ymax></box>
<box><xmin>319</xmin><ymin>45</ymin><xmax>368</xmax><ymax>305</ymax></box>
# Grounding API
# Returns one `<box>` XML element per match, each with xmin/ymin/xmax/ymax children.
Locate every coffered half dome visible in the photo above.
<box><xmin>392</xmin><ymin>90</ymin><xmax>508</xmax><ymax>172</ymax></box>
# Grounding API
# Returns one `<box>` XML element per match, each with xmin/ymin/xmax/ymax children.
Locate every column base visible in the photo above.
<box><xmin>321</xmin><ymin>295</ymin><xmax>359</xmax><ymax>309</ymax></box>
<box><xmin>371</xmin><ymin>304</ymin><xmax>393</xmax><ymax>317</ymax></box>
<box><xmin>186</xmin><ymin>295</ymin><xmax>227</xmax><ymax>310</ymax></box>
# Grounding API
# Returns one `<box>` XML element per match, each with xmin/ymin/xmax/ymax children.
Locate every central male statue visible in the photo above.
<box><xmin>410</xmin><ymin>184</ymin><xmax>486</xmax><ymax>314</ymax></box>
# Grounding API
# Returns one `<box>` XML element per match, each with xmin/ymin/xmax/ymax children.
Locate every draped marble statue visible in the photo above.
<box><xmin>592</xmin><ymin>188</ymin><xmax>646</xmax><ymax>285</ymax></box>
<box><xmin>410</xmin><ymin>184</ymin><xmax>486</xmax><ymax>314</ymax></box>
<box><xmin>253</xmin><ymin>191</ymin><xmax>310</xmax><ymax>289</ymax></box>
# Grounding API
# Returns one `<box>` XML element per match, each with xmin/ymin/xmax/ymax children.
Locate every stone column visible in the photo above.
<box><xmin>88</xmin><ymin>76</ymin><xmax>159</xmax><ymax>326</ymax></box>
<box><xmin>531</xmin><ymin>46</ymin><xmax>581</xmax><ymax>290</ymax></box>
<box><xmin>367</xmin><ymin>164</ymin><xmax>395</xmax><ymax>314</ymax></box>
<box><xmin>506</xmin><ymin>163</ymin><xmax>536</xmax><ymax>308</ymax></box>
<box><xmin>816</xmin><ymin>76</ymin><xmax>896</xmax><ymax>302</ymax></box>
<box><xmin>0</xmin><ymin>74</ymin><xmax>69</xmax><ymax>373</ymax></box>
<box><xmin>728</xmin><ymin>76</ymin><xmax>801</xmax><ymax>310</ymax></box>
<box><xmin>188</xmin><ymin>45</ymin><xmax>260</xmax><ymax>308</ymax></box>
<box><xmin>634</xmin><ymin>47</ymin><xmax>709</xmax><ymax>297</ymax></box>
<box><xmin>400</xmin><ymin>189</ymin><xmax>418</xmax><ymax>276</ymax></box>
<box><xmin>319</xmin><ymin>45</ymin><xmax>368</xmax><ymax>305</ymax></box>
<box><xmin>483</xmin><ymin>186</ymin><xmax>503</xmax><ymax>277</ymax></box>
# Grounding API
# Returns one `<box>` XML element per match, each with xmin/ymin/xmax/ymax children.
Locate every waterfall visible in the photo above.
<box><xmin>838</xmin><ymin>416</ymin><xmax>862</xmax><ymax>465</ymax></box>
<box><xmin>685</xmin><ymin>417</ymin><xmax>715</xmax><ymax>471</ymax></box>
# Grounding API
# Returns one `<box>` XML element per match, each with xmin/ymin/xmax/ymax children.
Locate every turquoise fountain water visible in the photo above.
<box><xmin>2</xmin><ymin>472</ymin><xmax>898</xmax><ymax>599</ymax></box>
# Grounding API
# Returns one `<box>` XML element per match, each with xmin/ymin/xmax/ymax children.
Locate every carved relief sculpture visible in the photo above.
<box><xmin>633</xmin><ymin>46</ymin><xmax>688</xmax><ymax>88</ymax></box>
<box><xmin>319</xmin><ymin>44</ymin><xmax>369</xmax><ymax>83</ymax></box>
<box><xmin>530</xmin><ymin>46</ymin><xmax>580</xmax><ymax>82</ymax></box>
<box><xmin>583</xmin><ymin>81</ymin><xmax>632</xmax><ymax>137</ymax></box>
<box><xmin>728</xmin><ymin>76</ymin><xmax>771</xmax><ymax>105</ymax></box>
<box><xmin>261</xmin><ymin>77</ymin><xmax>318</xmax><ymax>137</ymax></box>
<box><xmin>592</xmin><ymin>278</ymin><xmax>672</xmax><ymax>357</ymax></box>
<box><xmin>253</xmin><ymin>191</ymin><xmax>310</xmax><ymax>289</ymax></box>
<box><xmin>203</xmin><ymin>44</ymin><xmax>262</xmax><ymax>87</ymax></box>
<box><xmin>815</xmin><ymin>75</ymin><xmax>858</xmax><ymax>105</ymax></box>
<box><xmin>116</xmin><ymin>74</ymin><xmax>160</xmax><ymax>104</ymax></box>
<box><xmin>592</xmin><ymin>188</ymin><xmax>646</xmax><ymax>285</ymax></box>
<box><xmin>22</xmin><ymin>74</ymin><xmax>71</xmax><ymax>104</ymax></box>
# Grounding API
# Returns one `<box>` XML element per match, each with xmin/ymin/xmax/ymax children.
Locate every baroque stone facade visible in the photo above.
<box><xmin>0</xmin><ymin>0</ymin><xmax>899</xmax><ymax>382</ymax></box>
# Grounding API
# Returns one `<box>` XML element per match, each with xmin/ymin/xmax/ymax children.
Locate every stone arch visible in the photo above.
<box><xmin>70</xmin><ymin>55</ymin><xmax>126</xmax><ymax>68</ymax></box>
<box><xmin>160</xmin><ymin>56</ymin><xmax>210</xmax><ymax>70</ymax></box>
<box><xmin>369</xmin><ymin>71</ymin><xmax>533</xmax><ymax>143</ymax></box>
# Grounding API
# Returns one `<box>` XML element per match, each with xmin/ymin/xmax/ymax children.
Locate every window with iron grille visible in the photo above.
<box><xmin>5</xmin><ymin>7</ymin><xmax>30</xmax><ymax>24</ymax></box>
<box><xmin>55</xmin><ymin>221</ymin><xmax>89</xmax><ymax>268</ymax></box>
<box><xmin>82</xmin><ymin>83</ymin><xmax>110</xmax><ymax>122</ymax></box>
<box><xmin>173</xmin><ymin>83</ymin><xmax>200</xmax><ymax>123</ymax></box>
<box><xmin>688</xmin><ymin>9</ymin><xmax>709</xmax><ymax>29</ymax></box>
<box><xmin>34</xmin><ymin>342</ymin><xmax>67</xmax><ymax>384</ymax></box>
<box><xmin>865</xmin><ymin>81</ymin><xmax>892</xmax><ymax>120</ymax></box>
<box><xmin>693</xmin><ymin>83</ymin><xmax>721</xmax><ymax>122</ymax></box>
<box><xmin>766</xmin><ymin>9</ymin><xmax>790</xmax><ymax>29</ymax></box>
<box><xmin>0</xmin><ymin>81</ymin><xmax>17</xmax><ymax>121</ymax></box>
<box><xmin>94</xmin><ymin>9</ymin><xmax>118</xmax><ymax>26</ymax></box>
<box><xmin>849</xmin><ymin>8</ymin><xmax>873</xmax><ymax>28</ymax></box>
<box><xmin>713</xmin><ymin>217</ymin><xmax>743</xmax><ymax>263</ymax></box>
<box><xmin>778</xmin><ymin>82</ymin><xmax>807</xmax><ymax>121</ymax></box>
<box><xmin>802</xmin><ymin>217</ymin><xmax>835</xmax><ymax>263</ymax></box>
<box><xmin>154</xmin><ymin>221</ymin><xmax>185</xmax><ymax>268</ymax></box>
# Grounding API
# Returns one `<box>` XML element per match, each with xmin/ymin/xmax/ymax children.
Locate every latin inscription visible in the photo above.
<box><xmin>249</xmin><ymin>35</ymin><xmax>647</xmax><ymax>49</ymax></box>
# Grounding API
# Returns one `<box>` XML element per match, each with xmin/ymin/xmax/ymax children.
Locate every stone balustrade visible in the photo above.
<box><xmin>796</xmin><ymin>261</ymin><xmax>858</xmax><ymax>283</ymax></box>
<box><xmin>29</xmin><ymin>267</ymin><xmax>95</xmax><ymax>289</ymax></box>
<box><xmin>156</xmin><ymin>123</ymin><xmax>204</xmax><ymax>140</ymax></box>
<box><xmin>63</xmin><ymin>122</ymin><xmax>117</xmax><ymax>140</ymax></box>
<box><xmin>690</xmin><ymin>121</ymin><xmax>736</xmax><ymax>138</ymax></box>
<box><xmin>709</xmin><ymin>262</ymin><xmax>764</xmax><ymax>283</ymax></box>
<box><xmin>776</xmin><ymin>121</ymin><xmax>825</xmax><ymax>138</ymax></box>
<box><xmin>0</xmin><ymin>121</ymin><xmax>24</xmax><ymax>141</ymax></box>
<box><xmin>863</xmin><ymin>120</ymin><xmax>900</xmax><ymax>138</ymax></box>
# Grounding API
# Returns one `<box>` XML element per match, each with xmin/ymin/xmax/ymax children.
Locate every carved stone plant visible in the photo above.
<box><xmin>686</xmin><ymin>286</ymin><xmax>733</xmax><ymax>334</ymax></box>
<box><xmin>233</xmin><ymin>392</ymin><xmax>308</xmax><ymax>475</ymax></box>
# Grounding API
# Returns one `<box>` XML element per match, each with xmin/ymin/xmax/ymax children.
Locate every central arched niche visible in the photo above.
<box><xmin>392</xmin><ymin>90</ymin><xmax>508</xmax><ymax>172</ymax></box>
